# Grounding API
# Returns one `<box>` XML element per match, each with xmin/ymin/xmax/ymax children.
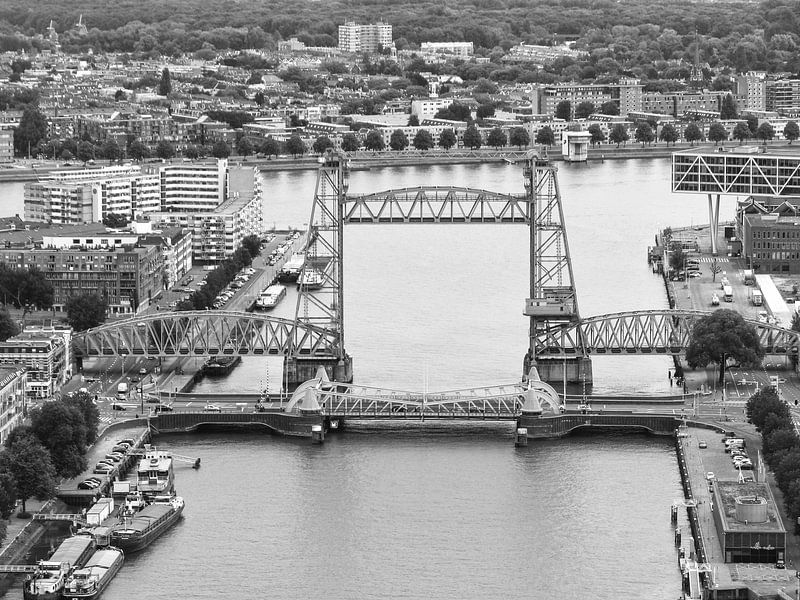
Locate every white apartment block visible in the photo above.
<box><xmin>159</xmin><ymin>160</ymin><xmax>227</xmax><ymax>212</ymax></box>
<box><xmin>737</xmin><ymin>72</ymin><xmax>767</xmax><ymax>112</ymax></box>
<box><xmin>420</xmin><ymin>42</ymin><xmax>473</xmax><ymax>58</ymax></box>
<box><xmin>338</xmin><ymin>22</ymin><xmax>392</xmax><ymax>53</ymax></box>
<box><xmin>0</xmin><ymin>127</ymin><xmax>13</xmax><ymax>162</ymax></box>
<box><xmin>411</xmin><ymin>98</ymin><xmax>458</xmax><ymax>121</ymax></box>
<box><xmin>0</xmin><ymin>368</ymin><xmax>27</xmax><ymax>445</ymax></box>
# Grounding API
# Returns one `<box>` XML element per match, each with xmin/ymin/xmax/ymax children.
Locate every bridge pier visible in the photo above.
<box><xmin>285</xmin><ymin>355</ymin><xmax>353</xmax><ymax>391</ymax></box>
<box><xmin>524</xmin><ymin>355</ymin><xmax>593</xmax><ymax>387</ymax></box>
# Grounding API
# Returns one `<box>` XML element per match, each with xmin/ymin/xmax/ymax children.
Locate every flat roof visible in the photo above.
<box><xmin>715</xmin><ymin>481</ymin><xmax>785</xmax><ymax>532</ymax></box>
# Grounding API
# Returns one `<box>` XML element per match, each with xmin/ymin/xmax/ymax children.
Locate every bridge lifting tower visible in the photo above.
<box><xmin>287</xmin><ymin>150</ymin><xmax>353</xmax><ymax>388</ymax></box>
<box><xmin>522</xmin><ymin>151</ymin><xmax>592</xmax><ymax>385</ymax></box>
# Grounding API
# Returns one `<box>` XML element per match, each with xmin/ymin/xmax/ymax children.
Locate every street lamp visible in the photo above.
<box><xmin>138</xmin><ymin>385</ymin><xmax>143</xmax><ymax>415</ymax></box>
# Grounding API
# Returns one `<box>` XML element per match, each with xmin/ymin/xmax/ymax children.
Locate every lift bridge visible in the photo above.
<box><xmin>73</xmin><ymin>149</ymin><xmax>800</xmax><ymax>392</ymax></box>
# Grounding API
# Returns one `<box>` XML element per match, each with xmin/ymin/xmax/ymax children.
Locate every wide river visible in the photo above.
<box><xmin>0</xmin><ymin>158</ymin><xmax>735</xmax><ymax>597</ymax></box>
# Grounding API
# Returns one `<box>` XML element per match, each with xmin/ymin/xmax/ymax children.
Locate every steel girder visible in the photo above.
<box><xmin>343</xmin><ymin>186</ymin><xmax>529</xmax><ymax>223</ymax></box>
<box><xmin>73</xmin><ymin>311</ymin><xmax>339</xmax><ymax>358</ymax></box>
<box><xmin>310</xmin><ymin>381</ymin><xmax>537</xmax><ymax>419</ymax></box>
<box><xmin>533</xmin><ymin>309</ymin><xmax>800</xmax><ymax>356</ymax></box>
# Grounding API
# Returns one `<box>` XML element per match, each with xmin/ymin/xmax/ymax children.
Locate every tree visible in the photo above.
<box><xmin>184</xmin><ymin>145</ymin><xmax>200</xmax><ymax>160</ymax></box>
<box><xmin>658</xmin><ymin>123</ymin><xmax>679</xmax><ymax>146</ymax></box>
<box><xmin>708</xmin><ymin>123</ymin><xmax>728</xmax><ymax>145</ymax></box>
<box><xmin>764</xmin><ymin>428</ymin><xmax>799</xmax><ymax>463</ymax></box>
<box><xmin>0</xmin><ymin>470</ymin><xmax>17</xmax><ymax>519</ymax></box>
<box><xmin>587</xmin><ymin>124</ymin><xmax>605</xmax><ymax>146</ymax></box>
<box><xmin>687</xmin><ymin>309</ymin><xmax>765</xmax><ymax>384</ymax></box>
<box><xmin>261</xmin><ymin>137</ymin><xmax>280</xmax><ymax>158</ymax></box>
<box><xmin>509</xmin><ymin>127</ymin><xmax>530</xmax><ymax>149</ymax></box>
<box><xmin>62</xmin><ymin>392</ymin><xmax>100</xmax><ymax>445</ymax></box>
<box><xmin>710</xmin><ymin>260</ymin><xmax>722</xmax><ymax>282</ymax></box>
<box><xmin>365</xmin><ymin>130</ymin><xmax>385</xmax><ymax>152</ymax></box>
<box><xmin>241</xmin><ymin>234</ymin><xmax>261</xmax><ymax>259</ymax></box>
<box><xmin>668</xmin><ymin>241</ymin><xmax>686</xmax><ymax>272</ymax></box>
<box><xmin>476</xmin><ymin>103</ymin><xmax>495</xmax><ymax>121</ymax></box>
<box><xmin>634</xmin><ymin>123</ymin><xmax>655</xmax><ymax>146</ymax></box>
<box><xmin>101</xmin><ymin>213</ymin><xmax>128</xmax><ymax>228</ymax></box>
<box><xmin>434</xmin><ymin>102</ymin><xmax>471</xmax><ymax>122</ymax></box>
<box><xmin>156</xmin><ymin>140</ymin><xmax>176</xmax><ymax>160</ymax></box>
<box><xmin>746</xmin><ymin>115</ymin><xmax>759</xmax><ymax>135</ymax></box>
<box><xmin>236</xmin><ymin>137</ymin><xmax>254</xmax><ymax>158</ymax></box>
<box><xmin>286</xmin><ymin>134</ymin><xmax>306</xmax><ymax>157</ymax></box>
<box><xmin>784</xmin><ymin>121</ymin><xmax>800</xmax><ymax>145</ymax></box>
<box><xmin>100</xmin><ymin>139</ymin><xmax>122</xmax><ymax>162</ymax></box>
<box><xmin>463</xmin><ymin>125</ymin><xmax>482</xmax><ymax>149</ymax></box>
<box><xmin>574</xmin><ymin>101</ymin><xmax>595</xmax><ymax>120</ymax></box>
<box><xmin>555</xmin><ymin>100</ymin><xmax>572</xmax><ymax>121</ymax></box>
<box><xmin>0</xmin><ymin>265</ymin><xmax>53</xmax><ymax>311</ymax></box>
<box><xmin>14</xmin><ymin>105</ymin><xmax>48</xmax><ymax>157</ymax></box>
<box><xmin>535</xmin><ymin>126</ymin><xmax>555</xmax><ymax>146</ymax></box>
<box><xmin>746</xmin><ymin>386</ymin><xmax>790</xmax><ymax>431</ymax></box>
<box><xmin>733</xmin><ymin>122</ymin><xmax>751</xmax><ymax>143</ymax></box>
<box><xmin>341</xmin><ymin>133</ymin><xmax>360</xmax><ymax>152</ymax></box>
<box><xmin>207</xmin><ymin>140</ymin><xmax>228</xmax><ymax>159</ymax></box>
<box><xmin>756</xmin><ymin>122</ymin><xmax>775</xmax><ymax>144</ymax></box>
<box><xmin>720</xmin><ymin>94</ymin><xmax>738</xmax><ymax>120</ymax></box>
<box><xmin>76</xmin><ymin>141</ymin><xmax>95</xmax><ymax>164</ymax></box>
<box><xmin>412</xmin><ymin>129</ymin><xmax>434</xmax><ymax>151</ymax></box>
<box><xmin>598</xmin><ymin>101</ymin><xmax>619</xmax><ymax>116</ymax></box>
<box><xmin>29</xmin><ymin>402</ymin><xmax>88</xmax><ymax>479</ymax></box>
<box><xmin>0</xmin><ymin>309</ymin><xmax>17</xmax><ymax>342</ymax></box>
<box><xmin>487</xmin><ymin>127</ymin><xmax>507</xmax><ymax>149</ymax></box>
<box><xmin>608</xmin><ymin>123</ymin><xmax>629</xmax><ymax>147</ymax></box>
<box><xmin>312</xmin><ymin>135</ymin><xmax>334</xmax><ymax>154</ymax></box>
<box><xmin>407</xmin><ymin>114</ymin><xmax>420</xmax><ymax>127</ymax></box>
<box><xmin>254</xmin><ymin>91</ymin><xmax>265</xmax><ymax>107</ymax></box>
<box><xmin>389</xmin><ymin>129</ymin><xmax>409</xmax><ymax>151</ymax></box>
<box><xmin>1</xmin><ymin>434</ymin><xmax>55</xmax><ymax>515</ymax></box>
<box><xmin>158</xmin><ymin>68</ymin><xmax>172</xmax><ymax>96</ymax></box>
<box><xmin>684</xmin><ymin>123</ymin><xmax>704</xmax><ymax>146</ymax></box>
<box><xmin>439</xmin><ymin>128</ymin><xmax>457</xmax><ymax>150</ymax></box>
<box><xmin>65</xmin><ymin>293</ymin><xmax>107</xmax><ymax>331</ymax></box>
<box><xmin>128</xmin><ymin>140</ymin><xmax>149</xmax><ymax>161</ymax></box>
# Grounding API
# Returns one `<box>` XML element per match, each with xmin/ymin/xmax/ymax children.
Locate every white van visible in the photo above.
<box><xmin>723</xmin><ymin>285</ymin><xmax>733</xmax><ymax>302</ymax></box>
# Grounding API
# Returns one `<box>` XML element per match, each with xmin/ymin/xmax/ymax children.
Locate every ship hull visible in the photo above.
<box><xmin>110</xmin><ymin>504</ymin><xmax>183</xmax><ymax>553</ymax></box>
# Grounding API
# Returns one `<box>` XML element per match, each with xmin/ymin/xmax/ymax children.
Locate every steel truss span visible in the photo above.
<box><xmin>294</xmin><ymin>381</ymin><xmax>560</xmax><ymax>419</ymax></box>
<box><xmin>534</xmin><ymin>309</ymin><xmax>800</xmax><ymax>356</ymax></box>
<box><xmin>343</xmin><ymin>186</ymin><xmax>529</xmax><ymax>224</ymax></box>
<box><xmin>73</xmin><ymin>311</ymin><xmax>339</xmax><ymax>358</ymax></box>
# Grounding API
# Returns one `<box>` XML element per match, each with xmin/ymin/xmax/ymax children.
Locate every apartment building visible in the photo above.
<box><xmin>338</xmin><ymin>22</ymin><xmax>392</xmax><ymax>53</ymax></box>
<box><xmin>136</xmin><ymin>225</ymin><xmax>193</xmax><ymax>289</ymax></box>
<box><xmin>531</xmin><ymin>80</ymin><xmax>643</xmax><ymax>118</ymax></box>
<box><xmin>766</xmin><ymin>79</ymin><xmax>800</xmax><ymax>113</ymax></box>
<box><xmin>419</xmin><ymin>42</ymin><xmax>473</xmax><ymax>58</ymax></box>
<box><xmin>0</xmin><ymin>335</ymin><xmax>66</xmax><ymax>400</ymax></box>
<box><xmin>0</xmin><ymin>126</ymin><xmax>13</xmax><ymax>162</ymax></box>
<box><xmin>159</xmin><ymin>160</ymin><xmax>227</xmax><ymax>212</ymax></box>
<box><xmin>0</xmin><ymin>367</ymin><xmax>27</xmax><ymax>444</ymax></box>
<box><xmin>736</xmin><ymin>71</ymin><xmax>767</xmax><ymax>111</ymax></box>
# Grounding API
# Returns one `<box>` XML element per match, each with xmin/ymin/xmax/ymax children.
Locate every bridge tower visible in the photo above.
<box><xmin>286</xmin><ymin>151</ymin><xmax>353</xmax><ymax>388</ymax></box>
<box><xmin>522</xmin><ymin>151</ymin><xmax>592</xmax><ymax>386</ymax></box>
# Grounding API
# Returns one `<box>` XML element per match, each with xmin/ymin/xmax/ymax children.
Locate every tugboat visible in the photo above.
<box><xmin>62</xmin><ymin>547</ymin><xmax>124</xmax><ymax>600</ymax></box>
<box><xmin>23</xmin><ymin>535</ymin><xmax>96</xmax><ymax>600</ymax></box>
<box><xmin>109</xmin><ymin>496</ymin><xmax>185</xmax><ymax>553</ymax></box>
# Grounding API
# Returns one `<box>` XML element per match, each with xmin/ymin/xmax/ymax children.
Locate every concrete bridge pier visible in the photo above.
<box><xmin>524</xmin><ymin>355</ymin><xmax>593</xmax><ymax>387</ymax></box>
<box><xmin>285</xmin><ymin>355</ymin><xmax>353</xmax><ymax>391</ymax></box>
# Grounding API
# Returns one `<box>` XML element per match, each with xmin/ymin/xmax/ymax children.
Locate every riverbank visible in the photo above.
<box><xmin>4</xmin><ymin>140</ymin><xmax>796</xmax><ymax>182</ymax></box>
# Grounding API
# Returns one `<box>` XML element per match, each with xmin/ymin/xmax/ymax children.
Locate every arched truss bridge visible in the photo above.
<box><xmin>343</xmin><ymin>186</ymin><xmax>530</xmax><ymax>224</ymax></box>
<box><xmin>73</xmin><ymin>309</ymin><xmax>800</xmax><ymax>359</ymax></box>
<box><xmin>533</xmin><ymin>309</ymin><xmax>800</xmax><ymax>356</ymax></box>
<box><xmin>72</xmin><ymin>311</ymin><xmax>338</xmax><ymax>359</ymax></box>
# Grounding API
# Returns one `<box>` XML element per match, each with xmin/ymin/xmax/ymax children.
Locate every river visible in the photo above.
<box><xmin>0</xmin><ymin>158</ymin><xmax>730</xmax><ymax>597</ymax></box>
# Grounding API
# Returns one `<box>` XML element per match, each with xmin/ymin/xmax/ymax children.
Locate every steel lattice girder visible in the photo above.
<box><xmin>533</xmin><ymin>309</ymin><xmax>800</xmax><ymax>355</ymax></box>
<box><xmin>672</xmin><ymin>153</ymin><xmax>800</xmax><ymax>196</ymax></box>
<box><xmin>343</xmin><ymin>186</ymin><xmax>529</xmax><ymax>223</ymax></box>
<box><xmin>73</xmin><ymin>312</ymin><xmax>339</xmax><ymax>358</ymax></box>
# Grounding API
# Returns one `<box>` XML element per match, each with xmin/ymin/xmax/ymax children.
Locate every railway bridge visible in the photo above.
<box><xmin>72</xmin><ymin>148</ymin><xmax>800</xmax><ymax>392</ymax></box>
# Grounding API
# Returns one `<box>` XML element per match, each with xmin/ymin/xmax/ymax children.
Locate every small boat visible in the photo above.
<box><xmin>298</xmin><ymin>268</ymin><xmax>324</xmax><ymax>290</ymax></box>
<box><xmin>23</xmin><ymin>535</ymin><xmax>96</xmax><ymax>600</ymax></box>
<box><xmin>255</xmin><ymin>284</ymin><xmax>286</xmax><ymax>310</ymax></box>
<box><xmin>135</xmin><ymin>447</ymin><xmax>174</xmax><ymax>496</ymax></box>
<box><xmin>201</xmin><ymin>355</ymin><xmax>241</xmax><ymax>376</ymax></box>
<box><xmin>62</xmin><ymin>547</ymin><xmax>124</xmax><ymax>600</ymax></box>
<box><xmin>277</xmin><ymin>253</ymin><xmax>305</xmax><ymax>283</ymax></box>
<box><xmin>109</xmin><ymin>496</ymin><xmax>184</xmax><ymax>553</ymax></box>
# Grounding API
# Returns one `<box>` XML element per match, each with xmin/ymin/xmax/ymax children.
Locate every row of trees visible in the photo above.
<box><xmin>0</xmin><ymin>391</ymin><xmax>99</xmax><ymax>537</ymax></box>
<box><xmin>746</xmin><ymin>387</ymin><xmax>800</xmax><ymax>532</ymax></box>
<box><xmin>176</xmin><ymin>235</ymin><xmax>261</xmax><ymax>311</ymax></box>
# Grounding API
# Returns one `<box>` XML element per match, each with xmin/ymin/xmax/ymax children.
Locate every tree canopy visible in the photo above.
<box><xmin>686</xmin><ymin>309</ymin><xmax>764</xmax><ymax>383</ymax></box>
<box><xmin>65</xmin><ymin>292</ymin><xmax>108</xmax><ymax>331</ymax></box>
<box><xmin>0</xmin><ymin>433</ymin><xmax>55</xmax><ymax>514</ymax></box>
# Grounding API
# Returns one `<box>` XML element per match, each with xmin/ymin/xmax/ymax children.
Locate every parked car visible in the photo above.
<box><xmin>118</xmin><ymin>438</ymin><xmax>135</xmax><ymax>446</ymax></box>
<box><xmin>111</xmin><ymin>402</ymin><xmax>127</xmax><ymax>411</ymax></box>
<box><xmin>698</xmin><ymin>440</ymin><xmax>707</xmax><ymax>449</ymax></box>
<box><xmin>104</xmin><ymin>454</ymin><xmax>123</xmax><ymax>463</ymax></box>
<box><xmin>203</xmin><ymin>404</ymin><xmax>222</xmax><ymax>413</ymax></box>
<box><xmin>93</xmin><ymin>464</ymin><xmax>113</xmax><ymax>474</ymax></box>
<box><xmin>78</xmin><ymin>480</ymin><xmax>100</xmax><ymax>490</ymax></box>
<box><xmin>139</xmin><ymin>367</ymin><xmax>147</xmax><ymax>375</ymax></box>
<box><xmin>112</xmin><ymin>444</ymin><xmax>129</xmax><ymax>453</ymax></box>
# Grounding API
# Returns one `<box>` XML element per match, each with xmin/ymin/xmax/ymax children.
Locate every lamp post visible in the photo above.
<box><xmin>138</xmin><ymin>384</ymin><xmax>143</xmax><ymax>415</ymax></box>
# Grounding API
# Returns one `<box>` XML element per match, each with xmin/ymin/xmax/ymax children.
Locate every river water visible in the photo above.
<box><xmin>0</xmin><ymin>158</ymin><xmax>734</xmax><ymax>598</ymax></box>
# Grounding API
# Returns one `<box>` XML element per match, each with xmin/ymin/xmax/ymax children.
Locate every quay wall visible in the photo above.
<box><xmin>519</xmin><ymin>413</ymin><xmax>682</xmax><ymax>438</ymax></box>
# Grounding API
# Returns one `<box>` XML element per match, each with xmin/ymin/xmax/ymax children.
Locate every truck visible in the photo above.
<box><xmin>116</xmin><ymin>382</ymin><xmax>128</xmax><ymax>400</ymax></box>
<box><xmin>751</xmin><ymin>289</ymin><xmax>763</xmax><ymax>306</ymax></box>
<box><xmin>723</xmin><ymin>285</ymin><xmax>734</xmax><ymax>302</ymax></box>
<box><xmin>743</xmin><ymin>269</ymin><xmax>755</xmax><ymax>285</ymax></box>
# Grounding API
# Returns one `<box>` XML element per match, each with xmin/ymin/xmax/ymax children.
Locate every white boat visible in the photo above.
<box><xmin>278</xmin><ymin>253</ymin><xmax>305</xmax><ymax>282</ymax></box>
<box><xmin>255</xmin><ymin>284</ymin><xmax>286</xmax><ymax>310</ymax></box>
<box><xmin>136</xmin><ymin>447</ymin><xmax>174</xmax><ymax>496</ymax></box>
<box><xmin>298</xmin><ymin>269</ymin><xmax>324</xmax><ymax>290</ymax></box>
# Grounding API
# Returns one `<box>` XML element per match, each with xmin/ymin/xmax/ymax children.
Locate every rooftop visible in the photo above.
<box><xmin>715</xmin><ymin>481</ymin><xmax>785</xmax><ymax>532</ymax></box>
